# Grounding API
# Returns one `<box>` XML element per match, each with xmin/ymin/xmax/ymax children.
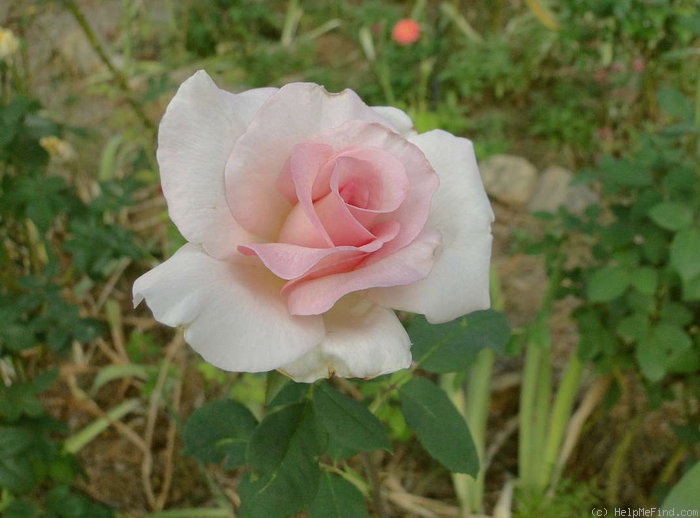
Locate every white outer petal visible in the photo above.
<box><xmin>280</xmin><ymin>299</ymin><xmax>411</xmax><ymax>382</ymax></box>
<box><xmin>157</xmin><ymin>70</ymin><xmax>276</xmax><ymax>258</ymax></box>
<box><xmin>369</xmin><ymin>130</ymin><xmax>494</xmax><ymax>323</ymax></box>
<box><xmin>133</xmin><ymin>243</ymin><xmax>324</xmax><ymax>372</ymax></box>
<box><xmin>371</xmin><ymin>106</ymin><xmax>416</xmax><ymax>136</ymax></box>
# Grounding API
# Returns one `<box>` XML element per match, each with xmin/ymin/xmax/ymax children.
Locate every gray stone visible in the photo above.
<box><xmin>528</xmin><ymin>165</ymin><xmax>598</xmax><ymax>214</ymax></box>
<box><xmin>564</xmin><ymin>184</ymin><xmax>598</xmax><ymax>215</ymax></box>
<box><xmin>528</xmin><ymin>165</ymin><xmax>573</xmax><ymax>213</ymax></box>
<box><xmin>480</xmin><ymin>155</ymin><xmax>538</xmax><ymax>206</ymax></box>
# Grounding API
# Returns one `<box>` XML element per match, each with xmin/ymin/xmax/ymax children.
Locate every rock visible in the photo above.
<box><xmin>528</xmin><ymin>165</ymin><xmax>572</xmax><ymax>213</ymax></box>
<box><xmin>528</xmin><ymin>165</ymin><xmax>598</xmax><ymax>214</ymax></box>
<box><xmin>565</xmin><ymin>184</ymin><xmax>598</xmax><ymax>215</ymax></box>
<box><xmin>480</xmin><ymin>155</ymin><xmax>538</xmax><ymax>206</ymax></box>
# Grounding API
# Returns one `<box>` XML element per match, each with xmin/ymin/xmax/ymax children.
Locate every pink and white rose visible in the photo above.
<box><xmin>133</xmin><ymin>70</ymin><xmax>493</xmax><ymax>382</ymax></box>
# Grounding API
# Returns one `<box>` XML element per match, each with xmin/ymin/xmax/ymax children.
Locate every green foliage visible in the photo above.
<box><xmin>0</xmin><ymin>59</ymin><xmax>141</xmax><ymax>516</ymax></box>
<box><xmin>670</xmin><ymin>229</ymin><xmax>700</xmax><ymax>299</ymax></box>
<box><xmin>308</xmin><ymin>472</ymin><xmax>368</xmax><ymax>518</ymax></box>
<box><xmin>3</xmin><ymin>485</ymin><xmax>113</xmax><ymax>518</ymax></box>
<box><xmin>182</xmin><ymin>378</ymin><xmax>475</xmax><ymax>515</ymax></box>
<box><xmin>515</xmin><ymin>478</ymin><xmax>600</xmax><ymax>518</ymax></box>
<box><xmin>410</xmin><ymin>309</ymin><xmax>511</xmax><ymax>373</ymax></box>
<box><xmin>183</xmin><ymin>399</ymin><xmax>258</xmax><ymax>469</ymax></box>
<box><xmin>239</xmin><ymin>400</ymin><xmax>326</xmax><ymax>517</ymax></box>
<box><xmin>0</xmin><ymin>96</ymin><xmax>54</xmax><ymax>170</ymax></box>
<box><xmin>312</xmin><ymin>382</ymin><xmax>390</xmax><ymax>460</ymax></box>
<box><xmin>536</xmin><ymin>116</ymin><xmax>700</xmax><ymax>388</ymax></box>
<box><xmin>0</xmin><ymin>400</ymin><xmax>112</xmax><ymax>516</ymax></box>
<box><xmin>662</xmin><ymin>461</ymin><xmax>700</xmax><ymax>511</ymax></box>
<box><xmin>530</xmin><ymin>91</ymin><xmax>700</xmax><ymax>491</ymax></box>
<box><xmin>399</xmin><ymin>376</ymin><xmax>479</xmax><ymax>476</ymax></box>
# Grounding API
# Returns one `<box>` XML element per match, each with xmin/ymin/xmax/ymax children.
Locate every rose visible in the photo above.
<box><xmin>133</xmin><ymin>70</ymin><xmax>493</xmax><ymax>382</ymax></box>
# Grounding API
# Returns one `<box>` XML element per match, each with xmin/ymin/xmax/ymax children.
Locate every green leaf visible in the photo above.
<box><xmin>636</xmin><ymin>324</ymin><xmax>692</xmax><ymax>382</ymax></box>
<box><xmin>659</xmin><ymin>303</ymin><xmax>694</xmax><ymax>327</ymax></box>
<box><xmin>670</xmin><ymin>229</ymin><xmax>700</xmax><ymax>300</ymax></box>
<box><xmin>44</xmin><ymin>484</ymin><xmax>114</xmax><ymax>518</ymax></box>
<box><xmin>308</xmin><ymin>472</ymin><xmax>368</xmax><ymax>518</ymax></box>
<box><xmin>586</xmin><ymin>266</ymin><xmax>630</xmax><ymax>302</ymax></box>
<box><xmin>0</xmin><ymin>425</ymin><xmax>37</xmax><ymax>456</ymax></box>
<box><xmin>312</xmin><ymin>383</ymin><xmax>390</xmax><ymax>459</ymax></box>
<box><xmin>629</xmin><ymin>267</ymin><xmax>658</xmax><ymax>295</ymax></box>
<box><xmin>265</xmin><ymin>370</ymin><xmax>292</xmax><ymax>406</ymax></box>
<box><xmin>240</xmin><ymin>402</ymin><xmax>326</xmax><ymax>517</ymax></box>
<box><xmin>657</xmin><ymin>87</ymin><xmax>693</xmax><ymax>121</ymax></box>
<box><xmin>0</xmin><ymin>454</ymin><xmax>36</xmax><ymax>494</ymax></box>
<box><xmin>0</xmin><ymin>375</ymin><xmax>55</xmax><ymax>421</ymax></box>
<box><xmin>410</xmin><ymin>310</ymin><xmax>510</xmax><ymax>373</ymax></box>
<box><xmin>399</xmin><ymin>377</ymin><xmax>479</xmax><ymax>476</ymax></box>
<box><xmin>268</xmin><ymin>380</ymin><xmax>309</xmax><ymax>411</ymax></box>
<box><xmin>680</xmin><ymin>273</ymin><xmax>700</xmax><ymax>301</ymax></box>
<box><xmin>662</xmin><ymin>461</ymin><xmax>700</xmax><ymax>510</ymax></box>
<box><xmin>601</xmin><ymin>156</ymin><xmax>652</xmax><ymax>188</ymax></box>
<box><xmin>616</xmin><ymin>314</ymin><xmax>648</xmax><ymax>343</ymax></box>
<box><xmin>648</xmin><ymin>201</ymin><xmax>694</xmax><ymax>231</ymax></box>
<box><xmin>670</xmin><ymin>229</ymin><xmax>700</xmax><ymax>281</ymax></box>
<box><xmin>182</xmin><ymin>399</ymin><xmax>258</xmax><ymax>468</ymax></box>
<box><xmin>2</xmin><ymin>499</ymin><xmax>40</xmax><ymax>518</ymax></box>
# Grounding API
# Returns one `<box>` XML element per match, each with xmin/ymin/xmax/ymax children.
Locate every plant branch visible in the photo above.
<box><xmin>61</xmin><ymin>0</ymin><xmax>155</xmax><ymax>135</ymax></box>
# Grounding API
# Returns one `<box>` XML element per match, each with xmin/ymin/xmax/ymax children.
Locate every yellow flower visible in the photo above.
<box><xmin>40</xmin><ymin>136</ymin><xmax>77</xmax><ymax>163</ymax></box>
<box><xmin>0</xmin><ymin>27</ymin><xmax>20</xmax><ymax>60</ymax></box>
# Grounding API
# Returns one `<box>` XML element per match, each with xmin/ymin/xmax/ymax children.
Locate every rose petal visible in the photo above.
<box><xmin>369</xmin><ymin>130</ymin><xmax>494</xmax><ymax>323</ymax></box>
<box><xmin>280</xmin><ymin>298</ymin><xmax>411</xmax><ymax>382</ymax></box>
<box><xmin>240</xmin><ymin>221</ymin><xmax>400</xmax><ymax>280</ymax></box>
<box><xmin>133</xmin><ymin>244</ymin><xmax>324</xmax><ymax>371</ymax></box>
<box><xmin>411</xmin><ymin>130</ymin><xmax>494</xmax><ymax>234</ymax></box>
<box><xmin>371</xmin><ymin>106</ymin><xmax>416</xmax><ymax>136</ymax></box>
<box><xmin>369</xmin><ymin>232</ymin><xmax>492</xmax><ymax>323</ymax></box>
<box><xmin>285</xmin><ymin>229</ymin><xmax>441</xmax><ymax>315</ymax></box>
<box><xmin>238</xmin><ymin>242</ymin><xmax>375</xmax><ymax>281</ymax></box>
<box><xmin>311</xmin><ymin>183</ymin><xmax>375</xmax><ymax>246</ymax></box>
<box><xmin>157</xmin><ymin>70</ymin><xmax>276</xmax><ymax>259</ymax></box>
<box><xmin>225</xmin><ymin>83</ymin><xmax>394</xmax><ymax>239</ymax></box>
<box><xmin>275</xmin><ymin>142</ymin><xmax>335</xmax><ymax>212</ymax></box>
<box><xmin>314</xmin><ymin>121</ymin><xmax>439</xmax><ymax>258</ymax></box>
<box><xmin>329</xmin><ymin>148</ymin><xmax>409</xmax><ymax>213</ymax></box>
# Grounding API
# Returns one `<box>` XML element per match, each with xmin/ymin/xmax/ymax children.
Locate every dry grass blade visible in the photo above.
<box><xmin>142</xmin><ymin>330</ymin><xmax>185</xmax><ymax>511</ymax></box>
<box><xmin>384</xmin><ymin>476</ymin><xmax>464</xmax><ymax>518</ymax></box>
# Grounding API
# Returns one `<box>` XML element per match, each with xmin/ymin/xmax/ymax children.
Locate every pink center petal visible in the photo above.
<box><xmin>278</xmin><ymin>145</ymin><xmax>410</xmax><ymax>248</ymax></box>
<box><xmin>312</xmin><ymin>186</ymin><xmax>376</xmax><ymax>246</ymax></box>
<box><xmin>240</xmin><ymin>221</ymin><xmax>400</xmax><ymax>281</ymax></box>
<box><xmin>284</xmin><ymin>229</ymin><xmax>442</xmax><ymax>315</ymax></box>
<box><xmin>276</xmin><ymin>142</ymin><xmax>334</xmax><ymax>205</ymax></box>
<box><xmin>277</xmin><ymin>201</ymin><xmax>332</xmax><ymax>248</ymax></box>
<box><xmin>330</xmin><ymin>148</ymin><xmax>409</xmax><ymax>213</ymax></box>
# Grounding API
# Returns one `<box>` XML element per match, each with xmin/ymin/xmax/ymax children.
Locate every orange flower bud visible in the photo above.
<box><xmin>392</xmin><ymin>19</ymin><xmax>421</xmax><ymax>45</ymax></box>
